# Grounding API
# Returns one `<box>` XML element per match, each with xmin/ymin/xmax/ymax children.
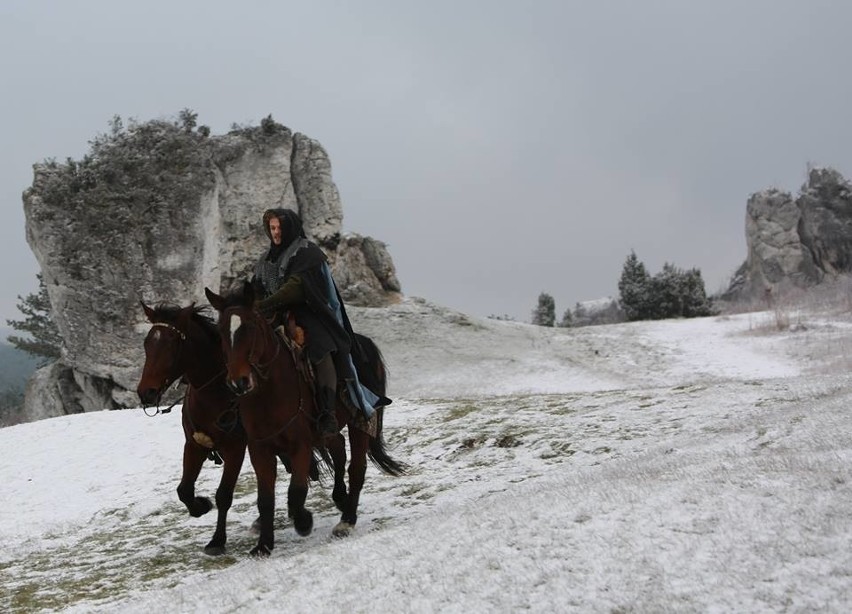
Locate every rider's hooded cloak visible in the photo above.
<box><xmin>252</xmin><ymin>208</ymin><xmax>383</xmax><ymax>415</ymax></box>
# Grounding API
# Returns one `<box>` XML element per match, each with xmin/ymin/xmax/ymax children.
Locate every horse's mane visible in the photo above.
<box><xmin>150</xmin><ymin>303</ymin><xmax>220</xmax><ymax>342</ymax></box>
<box><xmin>215</xmin><ymin>285</ymin><xmax>255</xmax><ymax>309</ymax></box>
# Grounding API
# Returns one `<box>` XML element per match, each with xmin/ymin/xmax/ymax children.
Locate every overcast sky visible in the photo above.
<box><xmin>2</xmin><ymin>1</ymin><xmax>851</xmax><ymax>324</ymax></box>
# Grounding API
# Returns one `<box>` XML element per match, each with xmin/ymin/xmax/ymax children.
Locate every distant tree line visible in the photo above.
<box><xmin>617</xmin><ymin>251</ymin><xmax>713</xmax><ymax>321</ymax></box>
<box><xmin>530</xmin><ymin>250</ymin><xmax>714</xmax><ymax>327</ymax></box>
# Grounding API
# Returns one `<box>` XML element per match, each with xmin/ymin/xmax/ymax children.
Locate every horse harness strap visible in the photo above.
<box><xmin>214</xmin><ymin>400</ymin><xmax>241</xmax><ymax>434</ymax></box>
<box><xmin>247</xmin><ymin>314</ymin><xmax>282</xmax><ymax>380</ymax></box>
<box><xmin>245</xmin><ymin>335</ymin><xmax>308</xmax><ymax>443</ymax></box>
<box><xmin>239</xmin><ymin>311</ymin><xmax>309</xmax><ymax>442</ymax></box>
<box><xmin>161</xmin><ymin>388</ymin><xmax>185</xmax><ymax>414</ymax></box>
<box><xmin>275</xmin><ymin>324</ymin><xmax>315</xmax><ymax>392</ymax></box>
<box><xmin>142</xmin><ymin>379</ymin><xmax>186</xmax><ymax>417</ymax></box>
<box><xmin>151</xmin><ymin>322</ymin><xmax>186</xmax><ymax>340</ymax></box>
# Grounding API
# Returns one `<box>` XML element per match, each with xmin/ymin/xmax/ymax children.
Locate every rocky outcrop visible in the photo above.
<box><xmin>797</xmin><ymin>168</ymin><xmax>852</xmax><ymax>274</ymax></box>
<box><xmin>725</xmin><ymin>167</ymin><xmax>852</xmax><ymax>301</ymax></box>
<box><xmin>22</xmin><ymin>117</ymin><xmax>401</xmax><ymax>419</ymax></box>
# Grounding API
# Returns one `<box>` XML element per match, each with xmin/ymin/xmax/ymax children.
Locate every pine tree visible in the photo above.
<box><xmin>647</xmin><ymin>264</ymin><xmax>714</xmax><ymax>320</ymax></box>
<box><xmin>178</xmin><ymin>108</ymin><xmax>198</xmax><ymax>132</ymax></box>
<box><xmin>6</xmin><ymin>273</ymin><xmax>62</xmax><ymax>364</ymax></box>
<box><xmin>531</xmin><ymin>292</ymin><xmax>556</xmax><ymax>327</ymax></box>
<box><xmin>681</xmin><ymin>268</ymin><xmax>714</xmax><ymax>317</ymax></box>
<box><xmin>650</xmin><ymin>262</ymin><xmax>684</xmax><ymax>318</ymax></box>
<box><xmin>618</xmin><ymin>250</ymin><xmax>651</xmax><ymax>321</ymax></box>
<box><xmin>558</xmin><ymin>308</ymin><xmax>573</xmax><ymax>328</ymax></box>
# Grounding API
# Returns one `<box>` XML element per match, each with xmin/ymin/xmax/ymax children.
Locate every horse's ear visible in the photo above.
<box><xmin>141</xmin><ymin>300</ymin><xmax>156</xmax><ymax>322</ymax></box>
<box><xmin>243</xmin><ymin>280</ymin><xmax>255</xmax><ymax>305</ymax></box>
<box><xmin>205</xmin><ymin>287</ymin><xmax>225</xmax><ymax>312</ymax></box>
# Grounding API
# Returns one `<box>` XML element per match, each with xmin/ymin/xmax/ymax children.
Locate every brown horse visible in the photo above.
<box><xmin>137</xmin><ymin>302</ymin><xmax>246</xmax><ymax>555</ymax></box>
<box><xmin>205</xmin><ymin>282</ymin><xmax>405</xmax><ymax>556</ymax></box>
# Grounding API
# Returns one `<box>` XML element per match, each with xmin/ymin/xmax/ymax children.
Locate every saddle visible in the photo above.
<box><xmin>273</xmin><ymin>312</ymin><xmax>312</xmax><ymax>384</ymax></box>
<box><xmin>274</xmin><ymin>312</ymin><xmax>378</xmax><ymax>437</ymax></box>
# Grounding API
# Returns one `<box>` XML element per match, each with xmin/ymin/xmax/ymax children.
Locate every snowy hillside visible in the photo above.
<box><xmin>1</xmin><ymin>297</ymin><xmax>851</xmax><ymax>612</ymax></box>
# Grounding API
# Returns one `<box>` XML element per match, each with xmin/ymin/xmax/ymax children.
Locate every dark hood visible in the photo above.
<box><xmin>262</xmin><ymin>208</ymin><xmax>306</xmax><ymax>260</ymax></box>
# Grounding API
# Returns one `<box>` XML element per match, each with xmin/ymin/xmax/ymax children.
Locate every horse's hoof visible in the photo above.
<box><xmin>332</xmin><ymin>521</ymin><xmax>354</xmax><ymax>538</ymax></box>
<box><xmin>249</xmin><ymin>544</ymin><xmax>272</xmax><ymax>557</ymax></box>
<box><xmin>190</xmin><ymin>497</ymin><xmax>213</xmax><ymax>518</ymax></box>
<box><xmin>204</xmin><ymin>544</ymin><xmax>226</xmax><ymax>556</ymax></box>
<box><xmin>294</xmin><ymin>510</ymin><xmax>313</xmax><ymax>537</ymax></box>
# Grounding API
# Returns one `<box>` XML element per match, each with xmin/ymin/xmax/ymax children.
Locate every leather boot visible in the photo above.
<box><xmin>316</xmin><ymin>385</ymin><xmax>339</xmax><ymax>437</ymax></box>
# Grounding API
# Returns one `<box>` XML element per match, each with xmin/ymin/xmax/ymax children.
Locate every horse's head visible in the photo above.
<box><xmin>205</xmin><ymin>281</ymin><xmax>271</xmax><ymax>396</ymax></box>
<box><xmin>137</xmin><ymin>301</ymin><xmax>193</xmax><ymax>407</ymax></box>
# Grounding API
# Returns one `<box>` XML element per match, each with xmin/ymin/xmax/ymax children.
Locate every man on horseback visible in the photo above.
<box><xmin>251</xmin><ymin>208</ymin><xmax>387</xmax><ymax>437</ymax></box>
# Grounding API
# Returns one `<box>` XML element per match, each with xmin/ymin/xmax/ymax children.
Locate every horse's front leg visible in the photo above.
<box><xmin>204</xmin><ymin>440</ymin><xmax>247</xmax><ymax>556</ymax></box>
<box><xmin>248</xmin><ymin>443</ymin><xmax>277</xmax><ymax>556</ymax></box>
<box><xmin>177</xmin><ymin>440</ymin><xmax>213</xmax><ymax>518</ymax></box>
<box><xmin>335</xmin><ymin>429</ymin><xmax>369</xmax><ymax>538</ymax></box>
<box><xmin>287</xmin><ymin>446</ymin><xmax>314</xmax><ymax>537</ymax></box>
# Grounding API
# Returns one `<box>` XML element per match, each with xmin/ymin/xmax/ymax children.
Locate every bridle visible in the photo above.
<box><xmin>224</xmin><ymin>306</ymin><xmax>281</xmax><ymax>381</ymax></box>
<box><xmin>224</xmin><ymin>306</ymin><xmax>306</xmax><ymax>441</ymax></box>
<box><xmin>216</xmin><ymin>303</ymin><xmax>309</xmax><ymax>440</ymax></box>
<box><xmin>150</xmin><ymin>321</ymin><xmax>186</xmax><ymax>340</ymax></box>
<box><xmin>143</xmin><ymin>319</ymin><xmax>232</xmax><ymax>430</ymax></box>
<box><xmin>142</xmin><ymin>321</ymin><xmax>188</xmax><ymax>416</ymax></box>
<box><xmin>149</xmin><ymin>321</ymin><xmax>187</xmax><ymax>378</ymax></box>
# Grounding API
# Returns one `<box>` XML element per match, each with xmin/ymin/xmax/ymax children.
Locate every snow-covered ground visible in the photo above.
<box><xmin>2</xmin><ymin>297</ymin><xmax>851</xmax><ymax>612</ymax></box>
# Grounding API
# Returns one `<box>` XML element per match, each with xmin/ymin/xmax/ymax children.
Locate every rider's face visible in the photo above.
<box><xmin>269</xmin><ymin>218</ymin><xmax>282</xmax><ymax>245</ymax></box>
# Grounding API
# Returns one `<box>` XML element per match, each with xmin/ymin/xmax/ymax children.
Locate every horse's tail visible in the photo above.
<box><xmin>313</xmin><ymin>447</ymin><xmax>335</xmax><ymax>481</ymax></box>
<box><xmin>352</xmin><ymin>332</ymin><xmax>388</xmax><ymax>398</ymax></box>
<box><xmin>353</xmin><ymin>333</ymin><xmax>407</xmax><ymax>476</ymax></box>
<box><xmin>368</xmin><ymin>421</ymin><xmax>407</xmax><ymax>476</ymax></box>
<box><xmin>279</xmin><ymin>449</ymin><xmax>335</xmax><ymax>483</ymax></box>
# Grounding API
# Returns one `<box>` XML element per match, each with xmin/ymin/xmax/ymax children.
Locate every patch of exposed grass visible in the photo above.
<box><xmin>399</xmin><ymin>482</ymin><xmax>429</xmax><ymax>497</ymax></box>
<box><xmin>672</xmin><ymin>384</ymin><xmax>707</xmax><ymax>393</ymax></box>
<box><xmin>539</xmin><ymin>441</ymin><xmax>576</xmax><ymax>460</ymax></box>
<box><xmin>494</xmin><ymin>434</ymin><xmax>522</xmax><ymax>448</ymax></box>
<box><xmin>0</xmin><ymin>501</ymin><xmax>248</xmax><ymax>614</ymax></box>
<box><xmin>455</xmin><ymin>435</ymin><xmax>487</xmax><ymax>451</ymax></box>
<box><xmin>444</xmin><ymin>403</ymin><xmax>480</xmax><ymax>421</ymax></box>
<box><xmin>369</xmin><ymin>516</ymin><xmax>394</xmax><ymax>528</ymax></box>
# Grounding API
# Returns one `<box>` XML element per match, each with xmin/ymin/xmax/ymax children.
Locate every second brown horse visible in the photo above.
<box><xmin>205</xmin><ymin>282</ymin><xmax>405</xmax><ymax>557</ymax></box>
<box><xmin>137</xmin><ymin>302</ymin><xmax>246</xmax><ymax>555</ymax></box>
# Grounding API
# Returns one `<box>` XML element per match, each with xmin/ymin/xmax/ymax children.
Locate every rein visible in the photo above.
<box><xmin>142</xmin><ymin>379</ymin><xmax>185</xmax><ymax>417</ymax></box>
<box><xmin>142</xmin><ymin>319</ymin><xmax>222</xmax><ymax>417</ymax></box>
<box><xmin>238</xmin><ymin>309</ymin><xmax>282</xmax><ymax>380</ymax></box>
<box><xmin>194</xmin><ymin>368</ymin><xmax>226</xmax><ymax>392</ymax></box>
<box><xmin>144</xmin><ymin>364</ymin><xmax>225</xmax><ymax>418</ymax></box>
<box><xmin>229</xmin><ymin>307</ymin><xmax>305</xmax><ymax>442</ymax></box>
<box><xmin>142</xmin><ymin>320</ymin><xmax>188</xmax><ymax>417</ymax></box>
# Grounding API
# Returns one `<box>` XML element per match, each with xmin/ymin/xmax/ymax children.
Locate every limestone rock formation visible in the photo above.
<box><xmin>725</xmin><ymin>167</ymin><xmax>852</xmax><ymax>301</ymax></box>
<box><xmin>22</xmin><ymin>116</ymin><xmax>401</xmax><ymax>419</ymax></box>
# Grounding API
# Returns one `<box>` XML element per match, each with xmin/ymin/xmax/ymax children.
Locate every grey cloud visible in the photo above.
<box><xmin>2</xmin><ymin>0</ymin><xmax>851</xmax><ymax>323</ymax></box>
